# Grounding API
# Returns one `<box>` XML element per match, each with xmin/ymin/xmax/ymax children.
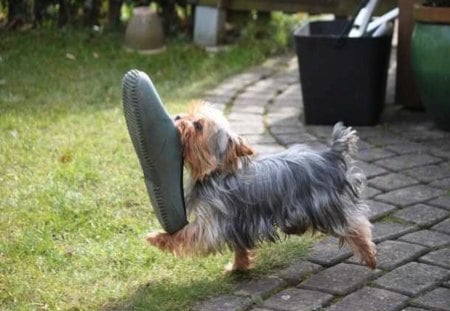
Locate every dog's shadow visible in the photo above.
<box><xmin>102</xmin><ymin>236</ymin><xmax>313</xmax><ymax>311</ymax></box>
<box><xmin>102</xmin><ymin>276</ymin><xmax>230</xmax><ymax>311</ymax></box>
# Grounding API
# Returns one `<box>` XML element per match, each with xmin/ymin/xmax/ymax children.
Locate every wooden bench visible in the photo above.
<box><xmin>193</xmin><ymin>0</ymin><xmax>396</xmax><ymax>46</ymax></box>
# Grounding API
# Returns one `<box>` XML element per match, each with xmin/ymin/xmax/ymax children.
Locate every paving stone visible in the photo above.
<box><xmin>227</xmin><ymin>113</ymin><xmax>265</xmax><ymax>123</ymax></box>
<box><xmin>240</xmin><ymin>134</ymin><xmax>277</xmax><ymax>145</ymax></box>
<box><xmin>429</xmin><ymin>177</ymin><xmax>450</xmax><ymax>190</ymax></box>
<box><xmin>412</xmin><ymin>287</ymin><xmax>450</xmax><ymax>311</ymax></box>
<box><xmin>357</xmin><ymin>161</ymin><xmax>388</xmax><ymax>178</ymax></box>
<box><xmin>428</xmin><ymin>196</ymin><xmax>450</xmax><ymax>211</ymax></box>
<box><xmin>371</xmin><ymin>222</ymin><xmax>417</xmax><ymax>243</ymax></box>
<box><xmin>232</xmin><ymin>71</ymin><xmax>269</xmax><ymax>83</ymax></box>
<box><xmin>208</xmin><ymin>102</ymin><xmax>227</xmax><ymax>111</ymax></box>
<box><xmin>285</xmin><ymin>141</ymin><xmax>329</xmax><ymax>152</ymax></box>
<box><xmin>403</xmin><ymin>164</ymin><xmax>450</xmax><ymax>183</ymax></box>
<box><xmin>204</xmin><ymin>93</ymin><xmax>235</xmax><ymax>104</ymax></box>
<box><xmin>399</xmin><ymin>230</ymin><xmax>450</xmax><ymax>248</ymax></box>
<box><xmin>273</xmin><ymin>132</ymin><xmax>317</xmax><ymax>145</ymax></box>
<box><xmin>385</xmin><ymin>141</ymin><xmax>433</xmax><ymax>155</ymax></box>
<box><xmin>267</xmin><ymin>112</ymin><xmax>301</xmax><ymax>122</ymax></box>
<box><xmin>276</xmin><ymin>261</ymin><xmax>323</xmax><ymax>286</ymax></box>
<box><xmin>353</xmin><ymin>127</ymin><xmax>386</xmax><ymax>139</ymax></box>
<box><xmin>400</xmin><ymin>308</ymin><xmax>429</xmax><ymax>311</ymax></box>
<box><xmin>238</xmin><ymin>82</ymin><xmax>276</xmax><ymax>92</ymax></box>
<box><xmin>357</xmin><ymin>148</ymin><xmax>396</xmax><ymax>162</ymax></box>
<box><xmin>229</xmin><ymin>122</ymin><xmax>266</xmax><ymax>135</ymax></box>
<box><xmin>393</xmin><ymin>204</ymin><xmax>450</xmax><ymax>227</ymax></box>
<box><xmin>375</xmin><ymin>185</ymin><xmax>445</xmax><ymax>207</ymax></box>
<box><xmin>367</xmin><ymin>200</ymin><xmax>398</xmax><ymax>221</ymax></box>
<box><xmin>430</xmin><ymin>147</ymin><xmax>450</xmax><ymax>160</ymax></box>
<box><xmin>195</xmin><ymin>295</ymin><xmax>253</xmax><ymax>311</ymax></box>
<box><xmin>300</xmin><ymin>263</ymin><xmax>377</xmax><ymax>295</ymax></box>
<box><xmin>246</xmin><ymin>86</ymin><xmax>278</xmax><ymax>96</ymax></box>
<box><xmin>357</xmin><ymin>140</ymin><xmax>373</xmax><ymax>151</ymax></box>
<box><xmin>271</xmin><ymin>99</ymin><xmax>301</xmax><ymax>110</ymax></box>
<box><xmin>443</xmin><ymin>280</ymin><xmax>450</xmax><ymax>288</ymax></box>
<box><xmin>369</xmin><ymin>173</ymin><xmax>419</xmax><ymax>191</ymax></box>
<box><xmin>400</xmin><ymin>127</ymin><xmax>449</xmax><ymax>142</ymax></box>
<box><xmin>419</xmin><ymin>248</ymin><xmax>450</xmax><ymax>269</ymax></box>
<box><xmin>384</xmin><ymin>109</ymin><xmax>430</xmax><ymax>127</ymax></box>
<box><xmin>253</xmin><ymin>144</ymin><xmax>286</xmax><ymax>155</ymax></box>
<box><xmin>271</xmin><ymin>76</ymin><xmax>298</xmax><ymax>86</ymax></box>
<box><xmin>365</xmin><ymin>135</ymin><xmax>407</xmax><ymax>146</ymax></box>
<box><xmin>373</xmin><ymin>262</ymin><xmax>449</xmax><ymax>296</ymax></box>
<box><xmin>432</xmin><ymin>218</ymin><xmax>450</xmax><ymax>235</ymax></box>
<box><xmin>234</xmin><ymin>277</ymin><xmax>286</xmax><ymax>299</ymax></box>
<box><xmin>236</xmin><ymin>91</ymin><xmax>275</xmax><ymax>101</ymax></box>
<box><xmin>270</xmin><ymin>123</ymin><xmax>305</xmax><ymax>135</ymax></box>
<box><xmin>307</xmin><ymin>237</ymin><xmax>352</xmax><ymax>267</ymax></box>
<box><xmin>262</xmin><ymin>288</ymin><xmax>333</xmax><ymax>311</ymax></box>
<box><xmin>267</xmin><ymin>105</ymin><xmax>300</xmax><ymax>116</ymax></box>
<box><xmin>205</xmin><ymin>84</ymin><xmax>237</xmax><ymax>95</ymax></box>
<box><xmin>231</xmin><ymin>104</ymin><xmax>266</xmax><ymax>115</ymax></box>
<box><xmin>435</xmin><ymin>149</ymin><xmax>450</xmax><ymax>161</ymax></box>
<box><xmin>374</xmin><ymin>154</ymin><xmax>441</xmax><ymax>171</ymax></box>
<box><xmin>325</xmin><ymin>287</ymin><xmax>409</xmax><ymax>311</ymax></box>
<box><xmin>347</xmin><ymin>240</ymin><xmax>427</xmax><ymax>270</ymax></box>
<box><xmin>362</xmin><ymin>187</ymin><xmax>382</xmax><ymax>199</ymax></box>
<box><xmin>233</xmin><ymin>96</ymin><xmax>270</xmax><ymax>106</ymax></box>
<box><xmin>304</xmin><ymin>125</ymin><xmax>333</xmax><ymax>139</ymax></box>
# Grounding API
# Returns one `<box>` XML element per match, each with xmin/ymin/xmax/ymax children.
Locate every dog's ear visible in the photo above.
<box><xmin>234</xmin><ymin>137</ymin><xmax>254</xmax><ymax>157</ymax></box>
<box><xmin>224</xmin><ymin>136</ymin><xmax>254</xmax><ymax>171</ymax></box>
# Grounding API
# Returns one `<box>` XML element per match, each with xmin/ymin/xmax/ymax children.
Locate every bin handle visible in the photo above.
<box><xmin>335</xmin><ymin>0</ymin><xmax>369</xmax><ymax>47</ymax></box>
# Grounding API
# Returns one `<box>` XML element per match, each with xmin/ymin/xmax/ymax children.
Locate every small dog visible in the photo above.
<box><xmin>147</xmin><ymin>105</ymin><xmax>376</xmax><ymax>271</ymax></box>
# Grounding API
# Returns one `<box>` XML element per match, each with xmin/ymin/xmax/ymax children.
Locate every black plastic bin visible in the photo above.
<box><xmin>294</xmin><ymin>20</ymin><xmax>392</xmax><ymax>125</ymax></box>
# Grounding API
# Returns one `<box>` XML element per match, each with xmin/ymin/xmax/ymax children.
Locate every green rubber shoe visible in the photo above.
<box><xmin>122</xmin><ymin>70</ymin><xmax>187</xmax><ymax>233</ymax></box>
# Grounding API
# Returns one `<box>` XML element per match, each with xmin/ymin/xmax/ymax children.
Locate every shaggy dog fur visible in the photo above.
<box><xmin>147</xmin><ymin>105</ymin><xmax>376</xmax><ymax>271</ymax></box>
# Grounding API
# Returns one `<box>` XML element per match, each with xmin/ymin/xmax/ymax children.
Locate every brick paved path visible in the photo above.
<box><xmin>195</xmin><ymin>54</ymin><xmax>450</xmax><ymax>311</ymax></box>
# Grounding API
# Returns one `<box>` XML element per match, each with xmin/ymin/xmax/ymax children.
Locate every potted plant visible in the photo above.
<box><xmin>411</xmin><ymin>0</ymin><xmax>450</xmax><ymax>131</ymax></box>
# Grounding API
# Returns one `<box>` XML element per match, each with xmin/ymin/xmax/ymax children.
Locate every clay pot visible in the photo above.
<box><xmin>125</xmin><ymin>7</ymin><xmax>165</xmax><ymax>53</ymax></box>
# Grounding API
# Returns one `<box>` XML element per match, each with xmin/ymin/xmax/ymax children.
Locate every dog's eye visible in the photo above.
<box><xmin>193</xmin><ymin>121</ymin><xmax>203</xmax><ymax>131</ymax></box>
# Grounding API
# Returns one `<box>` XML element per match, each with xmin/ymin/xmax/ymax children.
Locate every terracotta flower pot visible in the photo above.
<box><xmin>411</xmin><ymin>4</ymin><xmax>450</xmax><ymax>131</ymax></box>
<box><xmin>125</xmin><ymin>7</ymin><xmax>165</xmax><ymax>53</ymax></box>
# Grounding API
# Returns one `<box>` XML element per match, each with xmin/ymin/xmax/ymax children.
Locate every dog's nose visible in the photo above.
<box><xmin>174</xmin><ymin>115</ymin><xmax>181</xmax><ymax>121</ymax></box>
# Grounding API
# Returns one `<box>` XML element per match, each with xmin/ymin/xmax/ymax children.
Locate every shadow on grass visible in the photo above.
<box><xmin>103</xmin><ymin>276</ymin><xmax>232</xmax><ymax>311</ymax></box>
<box><xmin>103</xmin><ymin>236</ymin><xmax>313</xmax><ymax>311</ymax></box>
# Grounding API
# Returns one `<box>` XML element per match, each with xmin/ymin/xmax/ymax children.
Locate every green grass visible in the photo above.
<box><xmin>0</xmin><ymin>27</ymin><xmax>312</xmax><ymax>310</ymax></box>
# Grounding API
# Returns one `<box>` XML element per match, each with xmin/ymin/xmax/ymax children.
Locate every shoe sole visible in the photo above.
<box><xmin>122</xmin><ymin>70</ymin><xmax>187</xmax><ymax>233</ymax></box>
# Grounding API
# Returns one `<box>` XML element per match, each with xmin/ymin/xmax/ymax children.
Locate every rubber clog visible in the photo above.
<box><xmin>122</xmin><ymin>70</ymin><xmax>187</xmax><ymax>233</ymax></box>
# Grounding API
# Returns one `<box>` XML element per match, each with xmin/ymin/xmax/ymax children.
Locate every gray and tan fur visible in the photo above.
<box><xmin>147</xmin><ymin>105</ymin><xmax>377</xmax><ymax>271</ymax></box>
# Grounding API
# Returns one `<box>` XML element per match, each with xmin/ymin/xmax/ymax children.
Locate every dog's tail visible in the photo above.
<box><xmin>331</xmin><ymin>122</ymin><xmax>358</xmax><ymax>157</ymax></box>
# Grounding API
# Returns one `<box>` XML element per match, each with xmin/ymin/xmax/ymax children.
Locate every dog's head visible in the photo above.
<box><xmin>174</xmin><ymin>103</ymin><xmax>254</xmax><ymax>181</ymax></box>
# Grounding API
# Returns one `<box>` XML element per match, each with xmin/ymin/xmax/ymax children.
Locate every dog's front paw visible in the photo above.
<box><xmin>146</xmin><ymin>231</ymin><xmax>169</xmax><ymax>249</ymax></box>
<box><xmin>224</xmin><ymin>262</ymin><xmax>251</xmax><ymax>273</ymax></box>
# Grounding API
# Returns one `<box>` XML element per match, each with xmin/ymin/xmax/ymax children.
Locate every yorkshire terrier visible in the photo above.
<box><xmin>147</xmin><ymin>105</ymin><xmax>377</xmax><ymax>271</ymax></box>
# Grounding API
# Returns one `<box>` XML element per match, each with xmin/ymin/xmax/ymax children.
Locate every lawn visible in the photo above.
<box><xmin>0</xmin><ymin>25</ymin><xmax>313</xmax><ymax>310</ymax></box>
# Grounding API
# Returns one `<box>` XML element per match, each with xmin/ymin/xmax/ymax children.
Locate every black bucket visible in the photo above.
<box><xmin>294</xmin><ymin>20</ymin><xmax>392</xmax><ymax>126</ymax></box>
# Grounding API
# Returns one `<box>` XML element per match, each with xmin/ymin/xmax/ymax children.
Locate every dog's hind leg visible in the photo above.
<box><xmin>342</xmin><ymin>218</ymin><xmax>377</xmax><ymax>269</ymax></box>
<box><xmin>225</xmin><ymin>247</ymin><xmax>252</xmax><ymax>272</ymax></box>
